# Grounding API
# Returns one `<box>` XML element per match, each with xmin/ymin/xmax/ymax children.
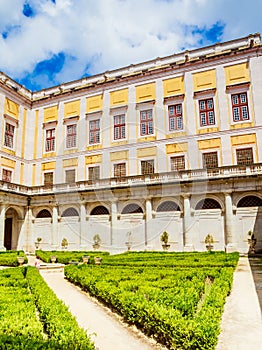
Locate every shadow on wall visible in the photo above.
<box><xmin>253</xmin><ymin>206</ymin><xmax>262</xmax><ymax>253</ymax></box>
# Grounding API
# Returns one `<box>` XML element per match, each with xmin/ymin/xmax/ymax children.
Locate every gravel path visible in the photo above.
<box><xmin>40</xmin><ymin>269</ymin><xmax>165</xmax><ymax>350</ymax></box>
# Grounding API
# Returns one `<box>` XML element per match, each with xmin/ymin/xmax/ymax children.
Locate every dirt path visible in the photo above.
<box><xmin>40</xmin><ymin>270</ymin><xmax>165</xmax><ymax>350</ymax></box>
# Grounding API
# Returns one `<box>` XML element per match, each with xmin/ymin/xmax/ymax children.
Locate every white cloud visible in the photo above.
<box><xmin>0</xmin><ymin>0</ymin><xmax>261</xmax><ymax>90</ymax></box>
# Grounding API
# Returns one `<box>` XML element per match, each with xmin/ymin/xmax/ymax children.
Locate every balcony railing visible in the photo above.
<box><xmin>0</xmin><ymin>163</ymin><xmax>262</xmax><ymax>196</ymax></box>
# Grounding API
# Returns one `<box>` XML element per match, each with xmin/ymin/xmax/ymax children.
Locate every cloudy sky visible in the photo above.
<box><xmin>0</xmin><ymin>0</ymin><xmax>260</xmax><ymax>91</ymax></box>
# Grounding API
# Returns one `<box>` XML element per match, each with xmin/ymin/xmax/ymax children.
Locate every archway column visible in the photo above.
<box><xmin>80</xmin><ymin>201</ymin><xmax>86</xmax><ymax>247</ymax></box>
<box><xmin>182</xmin><ymin>194</ymin><xmax>193</xmax><ymax>251</ymax></box>
<box><xmin>145</xmin><ymin>197</ymin><xmax>153</xmax><ymax>248</ymax></box>
<box><xmin>224</xmin><ymin>192</ymin><xmax>236</xmax><ymax>252</ymax></box>
<box><xmin>52</xmin><ymin>205</ymin><xmax>59</xmax><ymax>248</ymax></box>
<box><xmin>0</xmin><ymin>204</ymin><xmax>6</xmax><ymax>251</ymax></box>
<box><xmin>111</xmin><ymin>200</ymin><xmax>118</xmax><ymax>246</ymax></box>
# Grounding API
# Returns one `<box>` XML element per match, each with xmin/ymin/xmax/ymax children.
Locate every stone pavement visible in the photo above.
<box><xmin>216</xmin><ymin>256</ymin><xmax>262</xmax><ymax>350</ymax></box>
<box><xmin>26</xmin><ymin>255</ymin><xmax>262</xmax><ymax>350</ymax></box>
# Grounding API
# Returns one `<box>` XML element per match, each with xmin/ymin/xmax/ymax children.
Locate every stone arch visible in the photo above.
<box><xmin>121</xmin><ymin>203</ymin><xmax>143</xmax><ymax>214</ymax></box>
<box><xmin>61</xmin><ymin>207</ymin><xmax>79</xmax><ymax>217</ymax></box>
<box><xmin>157</xmin><ymin>200</ymin><xmax>181</xmax><ymax>212</ymax></box>
<box><xmin>36</xmin><ymin>209</ymin><xmax>52</xmax><ymax>218</ymax></box>
<box><xmin>237</xmin><ymin>195</ymin><xmax>262</xmax><ymax>207</ymax></box>
<box><xmin>195</xmin><ymin>198</ymin><xmax>221</xmax><ymax>210</ymax></box>
<box><xmin>90</xmin><ymin>205</ymin><xmax>109</xmax><ymax>215</ymax></box>
<box><xmin>4</xmin><ymin>207</ymin><xmax>22</xmax><ymax>250</ymax></box>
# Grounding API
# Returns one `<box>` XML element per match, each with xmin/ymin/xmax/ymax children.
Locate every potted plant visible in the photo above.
<box><xmin>17</xmin><ymin>252</ymin><xmax>25</xmax><ymax>266</ymax></box>
<box><xmin>205</xmin><ymin>234</ymin><xmax>214</xmax><ymax>251</ymax></box>
<box><xmin>50</xmin><ymin>255</ymin><xmax>57</xmax><ymax>263</ymax></box>
<box><xmin>125</xmin><ymin>231</ymin><xmax>132</xmax><ymax>251</ymax></box>
<box><xmin>61</xmin><ymin>238</ymin><xmax>68</xmax><ymax>250</ymax></box>
<box><xmin>93</xmin><ymin>234</ymin><xmax>101</xmax><ymax>250</ymax></box>
<box><xmin>82</xmin><ymin>255</ymin><xmax>90</xmax><ymax>264</ymax></box>
<box><xmin>35</xmin><ymin>237</ymin><xmax>42</xmax><ymax>249</ymax></box>
<box><xmin>160</xmin><ymin>231</ymin><xmax>170</xmax><ymax>251</ymax></box>
<box><xmin>247</xmin><ymin>230</ymin><xmax>256</xmax><ymax>254</ymax></box>
<box><xmin>94</xmin><ymin>256</ymin><xmax>102</xmax><ymax>265</ymax></box>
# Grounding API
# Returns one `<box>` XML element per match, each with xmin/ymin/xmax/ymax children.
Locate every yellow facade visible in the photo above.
<box><xmin>4</xmin><ymin>98</ymin><xmax>19</xmax><ymax>119</ymax></box>
<box><xmin>225</xmin><ymin>63</ymin><xmax>250</xmax><ymax>86</ymax></box>
<box><xmin>64</xmin><ymin>100</ymin><xmax>80</xmax><ymax>118</ymax></box>
<box><xmin>193</xmin><ymin>70</ymin><xmax>216</xmax><ymax>91</ymax></box>
<box><xmin>110</xmin><ymin>150</ymin><xmax>128</xmax><ymax>161</ymax></box>
<box><xmin>86</xmin><ymin>95</ymin><xmax>103</xmax><ymax>113</ymax></box>
<box><xmin>44</xmin><ymin>105</ymin><xmax>58</xmax><ymax>122</ymax></box>
<box><xmin>63</xmin><ymin>158</ymin><xmax>78</xmax><ymax>167</ymax></box>
<box><xmin>110</xmin><ymin>89</ymin><xmax>128</xmax><ymax>107</ymax></box>
<box><xmin>163</xmin><ymin>76</ymin><xmax>184</xmax><ymax>97</ymax></box>
<box><xmin>166</xmin><ymin>143</ymin><xmax>188</xmax><ymax>154</ymax></box>
<box><xmin>85</xmin><ymin>154</ymin><xmax>102</xmax><ymax>165</ymax></box>
<box><xmin>136</xmin><ymin>83</ymin><xmax>156</xmax><ymax>103</ymax></box>
<box><xmin>137</xmin><ymin>147</ymin><xmax>157</xmax><ymax>158</ymax></box>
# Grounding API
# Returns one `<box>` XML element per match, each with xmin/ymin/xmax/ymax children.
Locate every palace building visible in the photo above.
<box><xmin>0</xmin><ymin>33</ymin><xmax>262</xmax><ymax>254</ymax></box>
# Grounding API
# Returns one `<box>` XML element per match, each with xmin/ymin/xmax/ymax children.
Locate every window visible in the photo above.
<box><xmin>168</xmin><ymin>104</ymin><xmax>183</xmax><ymax>131</ymax></box>
<box><xmin>44</xmin><ymin>172</ymin><xmax>53</xmax><ymax>187</ymax></box>
<box><xmin>88</xmin><ymin>166</ymin><xmax>100</xmax><ymax>181</ymax></box>
<box><xmin>236</xmin><ymin>148</ymin><xmax>254</xmax><ymax>165</ymax></box>
<box><xmin>66</xmin><ymin>124</ymin><xmax>77</xmax><ymax>148</ymax></box>
<box><xmin>114</xmin><ymin>115</ymin><xmax>125</xmax><ymax>140</ymax></box>
<box><xmin>114</xmin><ymin>163</ymin><xmax>126</xmax><ymax>177</ymax></box>
<box><xmin>231</xmin><ymin>92</ymin><xmax>249</xmax><ymax>122</ymax></box>
<box><xmin>170</xmin><ymin>156</ymin><xmax>185</xmax><ymax>171</ymax></box>
<box><xmin>2</xmin><ymin>169</ymin><xmax>12</xmax><ymax>182</ymax></box>
<box><xmin>4</xmin><ymin>123</ymin><xmax>15</xmax><ymax>148</ymax></box>
<box><xmin>65</xmin><ymin>169</ymin><xmax>75</xmax><ymax>184</ymax></box>
<box><xmin>140</xmin><ymin>110</ymin><xmax>153</xmax><ymax>136</ymax></box>
<box><xmin>89</xmin><ymin>120</ymin><xmax>100</xmax><ymax>144</ymax></box>
<box><xmin>45</xmin><ymin>128</ymin><xmax>55</xmax><ymax>152</ymax></box>
<box><xmin>141</xmin><ymin>160</ymin><xmax>154</xmax><ymax>175</ymax></box>
<box><xmin>202</xmin><ymin>152</ymin><xmax>218</xmax><ymax>169</ymax></box>
<box><xmin>199</xmin><ymin>98</ymin><xmax>215</xmax><ymax>126</ymax></box>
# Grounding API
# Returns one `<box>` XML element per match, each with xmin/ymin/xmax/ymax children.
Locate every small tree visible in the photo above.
<box><xmin>61</xmin><ymin>238</ymin><xmax>68</xmax><ymax>250</ymax></box>
<box><xmin>160</xmin><ymin>231</ymin><xmax>170</xmax><ymax>251</ymax></box>
<box><xmin>204</xmin><ymin>234</ymin><xmax>214</xmax><ymax>251</ymax></box>
<box><xmin>93</xmin><ymin>234</ymin><xmax>101</xmax><ymax>249</ymax></box>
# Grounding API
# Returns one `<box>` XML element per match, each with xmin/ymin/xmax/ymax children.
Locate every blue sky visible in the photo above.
<box><xmin>0</xmin><ymin>0</ymin><xmax>261</xmax><ymax>92</ymax></box>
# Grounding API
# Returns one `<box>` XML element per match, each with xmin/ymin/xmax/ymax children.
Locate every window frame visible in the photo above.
<box><xmin>170</xmin><ymin>155</ymin><xmax>186</xmax><ymax>171</ymax></box>
<box><xmin>43</xmin><ymin>172</ymin><xmax>54</xmax><ymax>187</ymax></box>
<box><xmin>235</xmin><ymin>147</ymin><xmax>254</xmax><ymax>166</ymax></box>
<box><xmin>198</xmin><ymin>97</ymin><xmax>216</xmax><ymax>127</ymax></box>
<box><xmin>202</xmin><ymin>151</ymin><xmax>219</xmax><ymax>169</ymax></box>
<box><xmin>113</xmin><ymin>114</ymin><xmax>126</xmax><ymax>140</ymax></box>
<box><xmin>140</xmin><ymin>109</ymin><xmax>154</xmax><ymax>136</ymax></box>
<box><xmin>2</xmin><ymin>168</ymin><xmax>12</xmax><ymax>182</ymax></box>
<box><xmin>89</xmin><ymin>118</ymin><xmax>100</xmax><ymax>145</ymax></box>
<box><xmin>45</xmin><ymin>127</ymin><xmax>56</xmax><ymax>152</ymax></box>
<box><xmin>231</xmin><ymin>92</ymin><xmax>250</xmax><ymax>122</ymax></box>
<box><xmin>113</xmin><ymin>162</ymin><xmax>126</xmax><ymax>178</ymax></box>
<box><xmin>141</xmin><ymin>159</ymin><xmax>155</xmax><ymax>175</ymax></box>
<box><xmin>168</xmin><ymin>103</ymin><xmax>183</xmax><ymax>131</ymax></box>
<box><xmin>65</xmin><ymin>168</ymin><xmax>76</xmax><ymax>184</ymax></box>
<box><xmin>66</xmin><ymin>123</ymin><xmax>77</xmax><ymax>149</ymax></box>
<box><xmin>4</xmin><ymin>121</ymin><xmax>15</xmax><ymax>149</ymax></box>
<box><xmin>88</xmin><ymin>166</ymin><xmax>100</xmax><ymax>181</ymax></box>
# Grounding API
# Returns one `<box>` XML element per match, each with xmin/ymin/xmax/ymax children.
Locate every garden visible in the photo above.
<box><xmin>0</xmin><ymin>250</ymin><xmax>239</xmax><ymax>349</ymax></box>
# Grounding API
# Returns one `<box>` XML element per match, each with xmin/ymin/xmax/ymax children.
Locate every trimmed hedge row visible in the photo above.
<box><xmin>64</xmin><ymin>252</ymin><xmax>237</xmax><ymax>349</ymax></box>
<box><xmin>0</xmin><ymin>251</ymin><xmax>28</xmax><ymax>266</ymax></box>
<box><xmin>0</xmin><ymin>267</ymin><xmax>94</xmax><ymax>349</ymax></box>
<box><xmin>35</xmin><ymin>250</ymin><xmax>109</xmax><ymax>264</ymax></box>
<box><xmin>25</xmin><ymin>266</ymin><xmax>94</xmax><ymax>350</ymax></box>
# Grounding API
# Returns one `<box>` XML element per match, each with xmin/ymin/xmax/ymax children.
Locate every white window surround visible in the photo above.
<box><xmin>3</xmin><ymin>115</ymin><xmax>18</xmax><ymax>150</ymax></box>
<box><xmin>111</xmin><ymin>105</ymin><xmax>128</xmax><ymax>142</ymax></box>
<box><xmin>43</xmin><ymin>121</ymin><xmax>57</xmax><ymax>154</ymax></box>
<box><xmin>201</xmin><ymin>150</ymin><xmax>220</xmax><ymax>168</ymax></box>
<box><xmin>136</xmin><ymin>101</ymin><xmax>155</xmax><ymax>138</ymax></box>
<box><xmin>169</xmin><ymin>153</ymin><xmax>187</xmax><ymax>171</ymax></box>
<box><xmin>86</xmin><ymin>112</ymin><xmax>102</xmax><ymax>145</ymax></box>
<box><xmin>194</xmin><ymin>89</ymin><xmax>218</xmax><ymax>129</ymax></box>
<box><xmin>233</xmin><ymin>144</ymin><xmax>256</xmax><ymax>165</ymax></box>
<box><xmin>140</xmin><ymin>158</ymin><xmax>156</xmax><ymax>175</ymax></box>
<box><xmin>112</xmin><ymin>161</ymin><xmax>127</xmax><ymax>178</ymax></box>
<box><xmin>226</xmin><ymin>83</ymin><xmax>252</xmax><ymax>125</ymax></box>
